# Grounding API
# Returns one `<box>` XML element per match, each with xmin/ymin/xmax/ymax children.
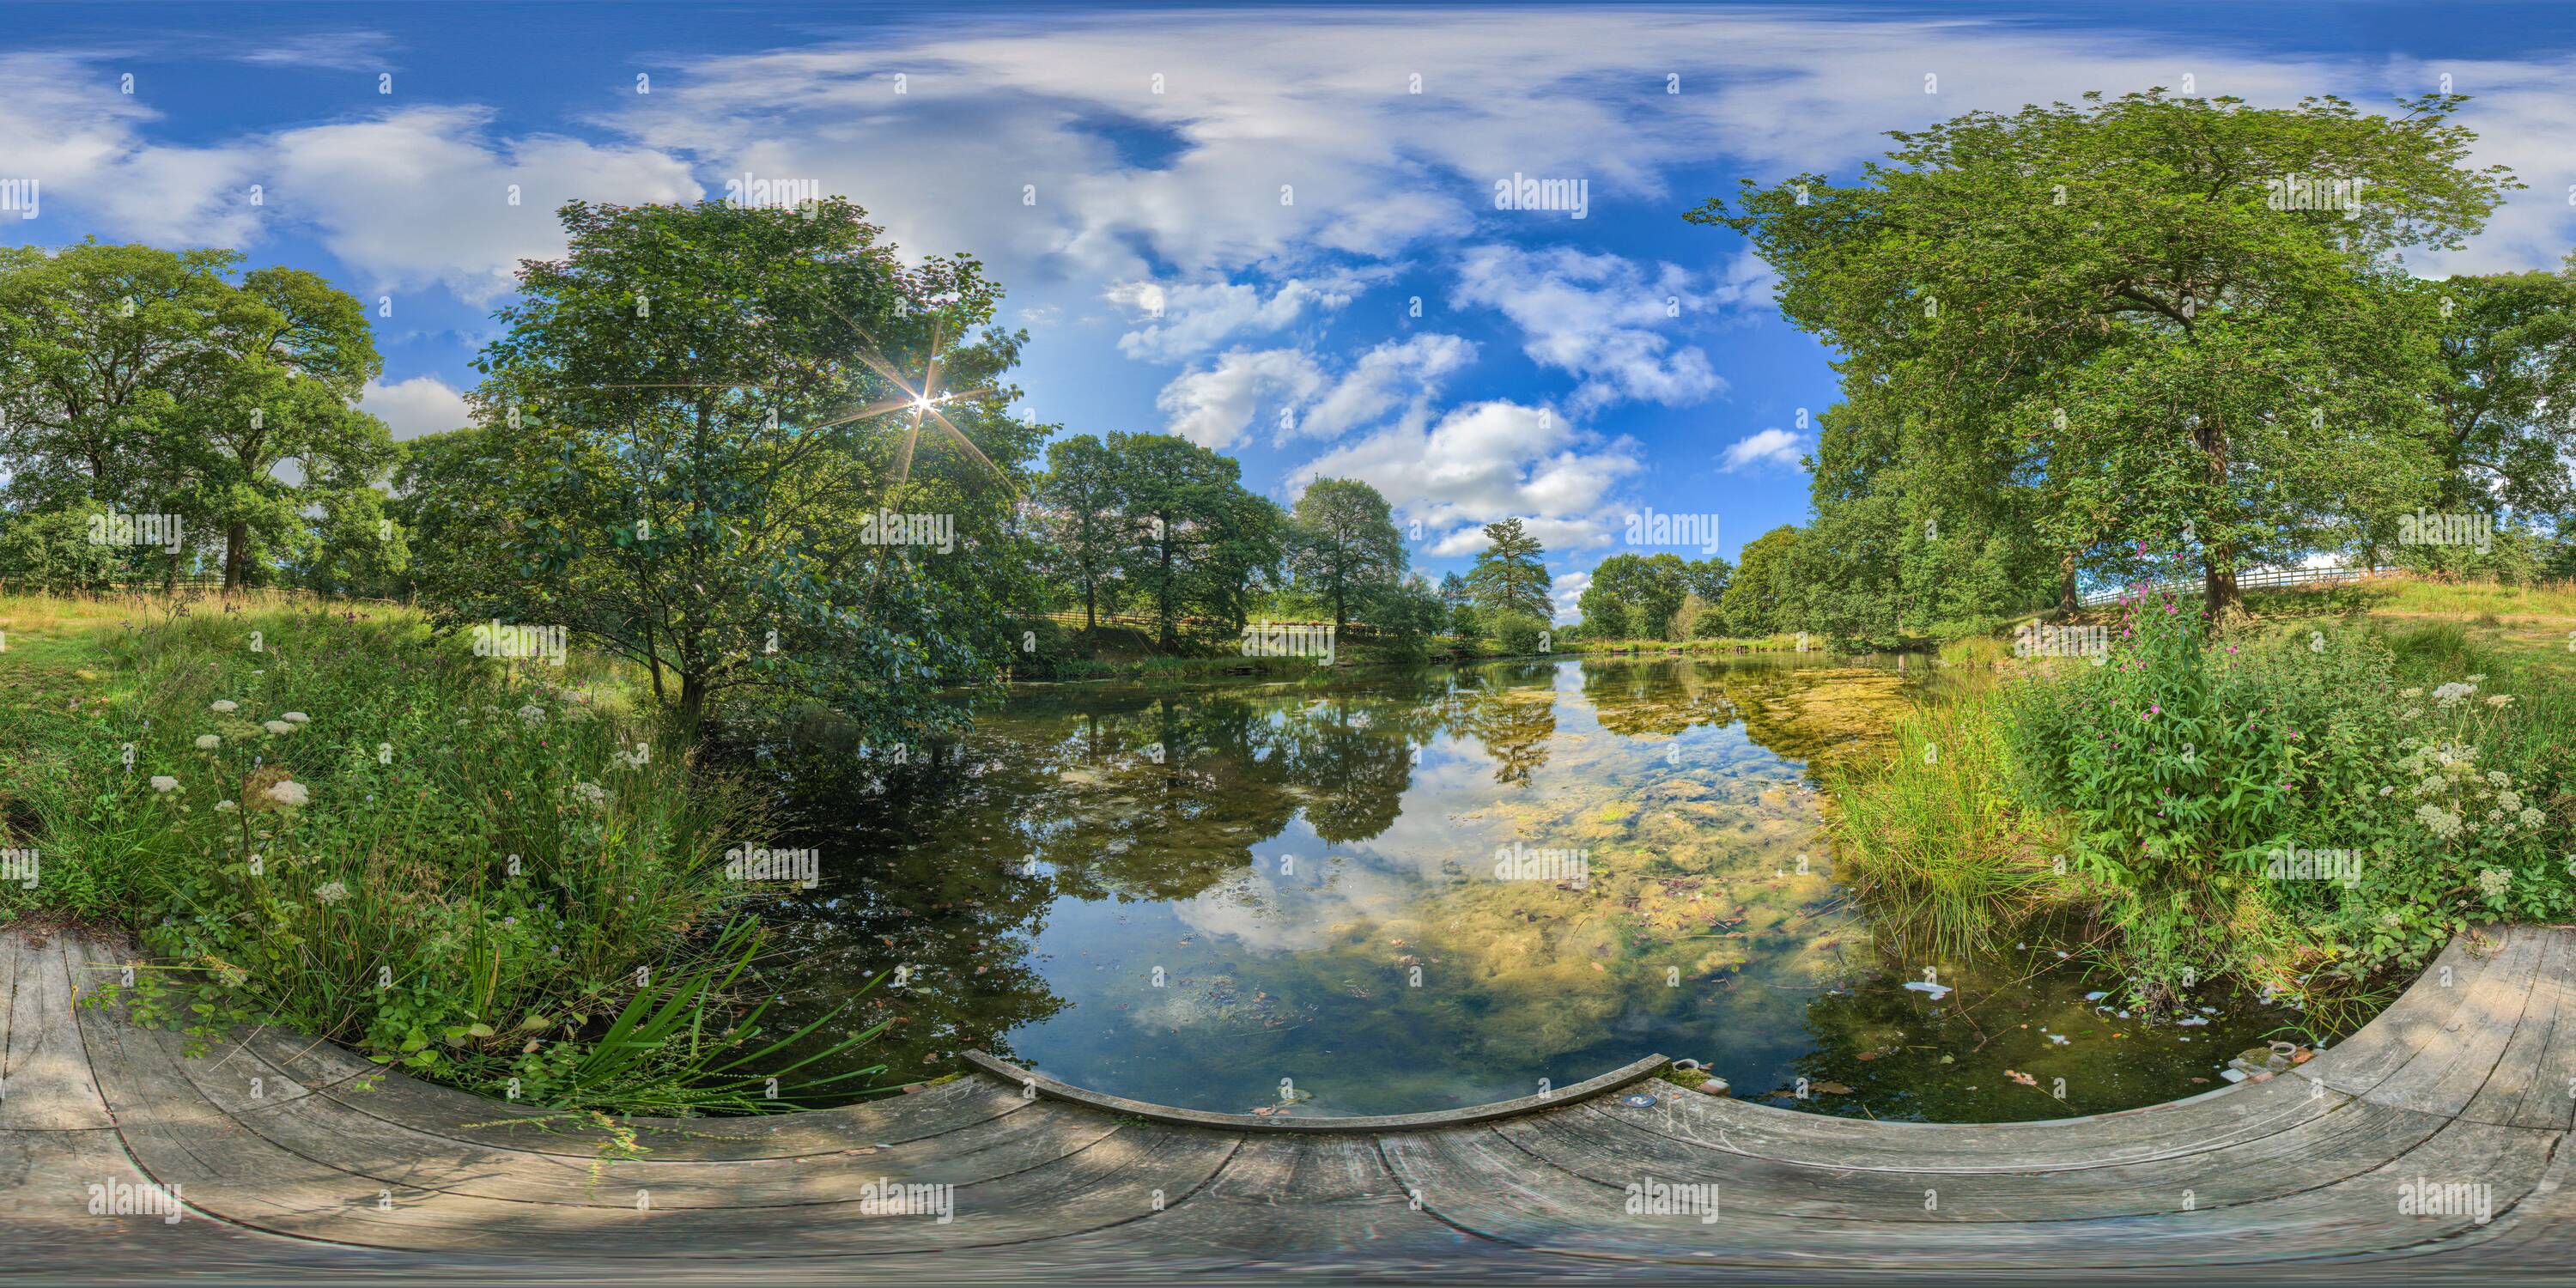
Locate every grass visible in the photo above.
<box><xmin>1823</xmin><ymin>679</ymin><xmax>2082</xmax><ymax>957</ymax></box>
<box><xmin>1565</xmin><ymin>633</ymin><xmax>1818</xmax><ymax>655</ymax></box>
<box><xmin>1856</xmin><ymin>575</ymin><xmax>2576</xmax><ymax>1009</ymax></box>
<box><xmin>0</xmin><ymin>593</ymin><xmax>879</xmax><ymax>1116</ymax></box>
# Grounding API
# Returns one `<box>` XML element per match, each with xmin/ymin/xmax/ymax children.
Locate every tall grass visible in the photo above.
<box><xmin>1825</xmin><ymin>683</ymin><xmax>2077</xmax><ymax>957</ymax></box>
<box><xmin>0</xmin><ymin>598</ymin><xmax>876</xmax><ymax>1115</ymax></box>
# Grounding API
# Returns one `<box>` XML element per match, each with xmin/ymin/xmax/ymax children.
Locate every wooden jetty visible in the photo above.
<box><xmin>7</xmin><ymin>925</ymin><xmax>2572</xmax><ymax>1281</ymax></box>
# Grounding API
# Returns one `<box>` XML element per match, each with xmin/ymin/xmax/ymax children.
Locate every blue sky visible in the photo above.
<box><xmin>9</xmin><ymin>2</ymin><xmax>2576</xmax><ymax>617</ymax></box>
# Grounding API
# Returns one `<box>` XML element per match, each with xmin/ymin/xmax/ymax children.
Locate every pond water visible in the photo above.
<box><xmin>743</xmin><ymin>655</ymin><xmax>2329</xmax><ymax>1122</ymax></box>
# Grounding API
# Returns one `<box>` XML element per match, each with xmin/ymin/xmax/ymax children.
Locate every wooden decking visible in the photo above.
<box><xmin>7</xmin><ymin>925</ymin><xmax>2573</xmax><ymax>1283</ymax></box>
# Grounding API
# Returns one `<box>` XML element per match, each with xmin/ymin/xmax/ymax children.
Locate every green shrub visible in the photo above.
<box><xmin>1997</xmin><ymin>588</ymin><xmax>2575</xmax><ymax>1002</ymax></box>
<box><xmin>2</xmin><ymin>604</ymin><xmax>876</xmax><ymax>1115</ymax></box>
<box><xmin>1490</xmin><ymin>612</ymin><xmax>1548</xmax><ymax>656</ymax></box>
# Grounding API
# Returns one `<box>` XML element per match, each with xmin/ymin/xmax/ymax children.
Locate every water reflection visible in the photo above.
<box><xmin>735</xmin><ymin>655</ymin><xmax>2311</xmax><ymax>1121</ymax></box>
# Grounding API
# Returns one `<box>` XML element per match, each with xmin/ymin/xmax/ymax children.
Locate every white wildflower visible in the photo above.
<box><xmin>214</xmin><ymin>799</ymin><xmax>238</xmax><ymax>812</ymax></box>
<box><xmin>570</xmin><ymin>781</ymin><xmax>609</xmax><ymax>807</ymax></box>
<box><xmin>264</xmin><ymin>720</ymin><xmax>294</xmax><ymax>736</ymax></box>
<box><xmin>2477</xmin><ymin>868</ymin><xmax>2512</xmax><ymax>900</ymax></box>
<box><xmin>281</xmin><ymin>711</ymin><xmax>310</xmax><ymax>725</ymax></box>
<box><xmin>195</xmin><ymin>734</ymin><xmax>221</xmax><ymax>750</ymax></box>
<box><xmin>210</xmin><ymin>700</ymin><xmax>238</xmax><ymax>713</ymax></box>
<box><xmin>2433</xmin><ymin>682</ymin><xmax>2476</xmax><ymax>709</ymax></box>
<box><xmin>517</xmin><ymin>704</ymin><xmax>547</xmax><ymax>726</ymax></box>
<box><xmin>315</xmin><ymin>880</ymin><xmax>348</xmax><ymax>905</ymax></box>
<box><xmin>265</xmin><ymin>780</ymin><xmax>310</xmax><ymax>808</ymax></box>
<box><xmin>2415</xmin><ymin>804</ymin><xmax>2464</xmax><ymax>840</ymax></box>
<box><xmin>149</xmin><ymin>775</ymin><xmax>178</xmax><ymax>793</ymax></box>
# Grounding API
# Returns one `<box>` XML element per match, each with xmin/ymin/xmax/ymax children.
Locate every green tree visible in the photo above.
<box><xmin>1035</xmin><ymin>434</ymin><xmax>1130</xmax><ymax>629</ymax></box>
<box><xmin>1701</xmin><ymin>90</ymin><xmax>2517</xmax><ymax>617</ymax></box>
<box><xmin>0</xmin><ymin>244</ymin><xmax>393</xmax><ymax>590</ymax></box>
<box><xmin>1580</xmin><ymin>552</ymin><xmax>1689</xmax><ymax>640</ymax></box>
<box><xmin>1467</xmin><ymin>517</ymin><xmax>1552</xmax><ymax>622</ymax></box>
<box><xmin>184</xmin><ymin>266</ymin><xmax>393</xmax><ymax>588</ymax></box>
<box><xmin>2422</xmin><ymin>263</ymin><xmax>2576</xmax><ymax>522</ymax></box>
<box><xmin>1715</xmin><ymin>526</ymin><xmax>1803</xmax><ymax>636</ymax></box>
<box><xmin>458</xmin><ymin>197</ymin><xmax>1040</xmax><ymax>735</ymax></box>
<box><xmin>1109</xmin><ymin>432</ymin><xmax>1279</xmax><ymax>648</ymax></box>
<box><xmin>1285</xmin><ymin>477</ymin><xmax>1406</xmax><ymax>629</ymax></box>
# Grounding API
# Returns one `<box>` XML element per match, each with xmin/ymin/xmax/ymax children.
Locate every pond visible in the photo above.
<box><xmin>741</xmin><ymin>655</ymin><xmax>2330</xmax><ymax>1122</ymax></box>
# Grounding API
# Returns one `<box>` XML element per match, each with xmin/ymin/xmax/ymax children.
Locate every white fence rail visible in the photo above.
<box><xmin>2077</xmin><ymin>565</ymin><xmax>2400</xmax><ymax>608</ymax></box>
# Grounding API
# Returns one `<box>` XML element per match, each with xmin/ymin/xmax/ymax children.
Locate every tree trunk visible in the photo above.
<box><xmin>1157</xmin><ymin>524</ymin><xmax>1176</xmax><ymax>649</ymax></box>
<box><xmin>678</xmin><ymin>671</ymin><xmax>708</xmax><ymax>735</ymax></box>
<box><xmin>2192</xmin><ymin>411</ymin><xmax>2239</xmax><ymax>620</ymax></box>
<box><xmin>1084</xmin><ymin>576</ymin><xmax>1097</xmax><ymax>632</ymax></box>
<box><xmin>223</xmin><ymin>520</ymin><xmax>250</xmax><ymax>591</ymax></box>
<box><xmin>2057</xmin><ymin>550</ymin><xmax>2078</xmax><ymax>614</ymax></box>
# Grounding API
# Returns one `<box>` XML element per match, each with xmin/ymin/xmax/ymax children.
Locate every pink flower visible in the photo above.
<box><xmin>2148</xmin><ymin>704</ymin><xmax>2160</xmax><ymax>716</ymax></box>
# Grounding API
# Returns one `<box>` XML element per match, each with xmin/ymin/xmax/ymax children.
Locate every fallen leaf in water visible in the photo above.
<box><xmin>2004</xmin><ymin>1070</ymin><xmax>2038</xmax><ymax>1087</ymax></box>
<box><xmin>1811</xmin><ymin>1081</ymin><xmax>1855</xmax><ymax>1095</ymax></box>
<box><xmin>1590</xmin><ymin>962</ymin><xmax>1606</xmax><ymax>973</ymax></box>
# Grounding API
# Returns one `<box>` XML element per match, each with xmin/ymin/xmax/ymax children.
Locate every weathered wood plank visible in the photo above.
<box><xmin>1</xmin><ymin>934</ymin><xmax>113</xmax><ymax>1129</ymax></box>
<box><xmin>2300</xmin><ymin>929</ymin><xmax>2495</xmax><ymax>1097</ymax></box>
<box><xmin>240</xmin><ymin>1024</ymin><xmax>1035</xmax><ymax>1162</ymax></box>
<box><xmin>2360</xmin><ymin>924</ymin><xmax>2548</xmax><ymax>1117</ymax></box>
<box><xmin>1506</xmin><ymin>1091</ymin><xmax>2449</xmax><ymax>1221</ymax></box>
<box><xmin>2461</xmin><ymin>926</ymin><xmax>2576</xmax><ymax>1131</ymax></box>
<box><xmin>963</xmin><ymin>1049</ymin><xmax>1668</xmax><ymax>1132</ymax></box>
<box><xmin>1589</xmin><ymin>1067</ymin><xmax>2350</xmax><ymax>1175</ymax></box>
<box><xmin>1381</xmin><ymin>1116</ymin><xmax>2558</xmax><ymax>1267</ymax></box>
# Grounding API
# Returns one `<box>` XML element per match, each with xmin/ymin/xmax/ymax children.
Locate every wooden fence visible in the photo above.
<box><xmin>2076</xmin><ymin>564</ymin><xmax>2400</xmax><ymax>608</ymax></box>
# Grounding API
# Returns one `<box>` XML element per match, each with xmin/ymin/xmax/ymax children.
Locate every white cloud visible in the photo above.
<box><xmin>1452</xmin><ymin>244</ymin><xmax>1722</xmax><ymax>413</ymax></box>
<box><xmin>358</xmin><ymin>374</ymin><xmax>473</xmax><ymax>440</ymax></box>
<box><xmin>1295</xmin><ymin>399</ymin><xmax>1642</xmax><ymax>557</ymax></box>
<box><xmin>1295</xmin><ymin>333</ymin><xmax>1475</xmax><ymax>441</ymax></box>
<box><xmin>266</xmin><ymin>107</ymin><xmax>702</xmax><ymax>302</ymax></box>
<box><xmin>1719</xmin><ymin>428</ymin><xmax>1808</xmax><ymax>473</ymax></box>
<box><xmin>1549</xmin><ymin>569</ymin><xmax>1592</xmax><ymax>625</ymax></box>
<box><xmin>1154</xmin><ymin>332</ymin><xmax>1474</xmax><ymax>449</ymax></box>
<box><xmin>233</xmin><ymin>31</ymin><xmax>397</xmax><ymax>72</ymax></box>
<box><xmin>1153</xmin><ymin>347</ymin><xmax>1327</xmax><ymax>449</ymax></box>
<box><xmin>1109</xmin><ymin>276</ymin><xmax>1364</xmax><ymax>361</ymax></box>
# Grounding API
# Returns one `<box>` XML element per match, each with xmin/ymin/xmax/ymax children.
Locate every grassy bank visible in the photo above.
<box><xmin>0</xmin><ymin>593</ymin><xmax>874</xmax><ymax>1115</ymax></box>
<box><xmin>1831</xmin><ymin>578</ymin><xmax>2576</xmax><ymax>1014</ymax></box>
